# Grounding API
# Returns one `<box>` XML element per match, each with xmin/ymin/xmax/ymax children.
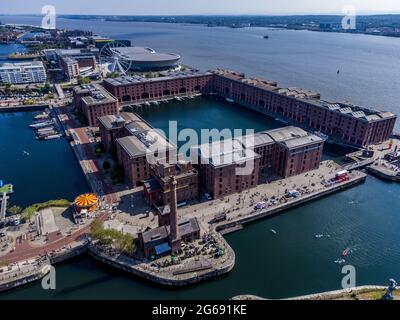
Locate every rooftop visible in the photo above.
<box><xmin>196</xmin><ymin>139</ymin><xmax>260</xmax><ymax>168</ymax></box>
<box><xmin>98</xmin><ymin>114</ymin><xmax>126</xmax><ymax>130</ymax></box>
<box><xmin>56</xmin><ymin>48</ymin><xmax>99</xmax><ymax>57</ymax></box>
<box><xmin>276</xmin><ymin>87</ymin><xmax>320</xmax><ymax>99</ymax></box>
<box><xmin>104</xmin><ymin>69</ymin><xmax>211</xmax><ymax>87</ymax></box>
<box><xmin>75</xmin><ymin>84</ymin><xmax>118</xmax><ymax>106</ymax></box>
<box><xmin>266</xmin><ymin>126</ymin><xmax>308</xmax><ymax>142</ymax></box>
<box><xmin>213</xmin><ymin>69</ymin><xmax>277</xmax><ymax>90</ymax></box>
<box><xmin>0</xmin><ymin>61</ymin><xmax>45</xmax><ymax>69</ymax></box>
<box><xmin>110</xmin><ymin>46</ymin><xmax>180</xmax><ymax>63</ymax></box>
<box><xmin>214</xmin><ymin>69</ymin><xmax>395</xmax><ymax>123</ymax></box>
<box><xmin>116</xmin><ymin>114</ymin><xmax>174</xmax><ymax>159</ymax></box>
<box><xmin>141</xmin><ymin>225</ymin><xmax>169</xmax><ymax>248</ymax></box>
<box><xmin>279</xmin><ymin>134</ymin><xmax>323</xmax><ymax>149</ymax></box>
<box><xmin>298</xmin><ymin>99</ymin><xmax>396</xmax><ymax>122</ymax></box>
<box><xmin>236</xmin><ymin>131</ymin><xmax>274</xmax><ymax>148</ymax></box>
<box><xmin>141</xmin><ymin>217</ymin><xmax>200</xmax><ymax>247</ymax></box>
<box><xmin>179</xmin><ymin>217</ymin><xmax>200</xmax><ymax>238</ymax></box>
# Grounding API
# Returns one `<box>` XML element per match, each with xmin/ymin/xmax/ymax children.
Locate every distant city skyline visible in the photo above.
<box><xmin>1</xmin><ymin>0</ymin><xmax>400</xmax><ymax>16</ymax></box>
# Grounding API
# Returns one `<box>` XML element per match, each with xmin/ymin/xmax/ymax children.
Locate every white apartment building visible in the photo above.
<box><xmin>0</xmin><ymin>61</ymin><xmax>47</xmax><ymax>84</ymax></box>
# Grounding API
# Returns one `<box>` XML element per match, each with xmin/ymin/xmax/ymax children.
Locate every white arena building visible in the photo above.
<box><xmin>110</xmin><ymin>46</ymin><xmax>181</xmax><ymax>71</ymax></box>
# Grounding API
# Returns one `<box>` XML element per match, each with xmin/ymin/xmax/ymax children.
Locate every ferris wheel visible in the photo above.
<box><xmin>99</xmin><ymin>41</ymin><xmax>132</xmax><ymax>75</ymax></box>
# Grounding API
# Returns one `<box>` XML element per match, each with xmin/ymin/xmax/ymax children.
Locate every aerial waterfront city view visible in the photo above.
<box><xmin>1</xmin><ymin>0</ymin><xmax>400</xmax><ymax>312</ymax></box>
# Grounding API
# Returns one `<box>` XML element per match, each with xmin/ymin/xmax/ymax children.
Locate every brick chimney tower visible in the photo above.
<box><xmin>169</xmin><ymin>176</ymin><xmax>181</xmax><ymax>253</ymax></box>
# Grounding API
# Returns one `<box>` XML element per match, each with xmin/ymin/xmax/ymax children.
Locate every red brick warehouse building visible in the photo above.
<box><xmin>194</xmin><ymin>126</ymin><xmax>323</xmax><ymax>199</ymax></box>
<box><xmin>102</xmin><ymin>69</ymin><xmax>396</xmax><ymax>148</ymax></box>
<box><xmin>73</xmin><ymin>83</ymin><xmax>119</xmax><ymax>127</ymax></box>
<box><xmin>103</xmin><ymin>69</ymin><xmax>214</xmax><ymax>104</ymax></box>
<box><xmin>211</xmin><ymin>69</ymin><xmax>396</xmax><ymax>148</ymax></box>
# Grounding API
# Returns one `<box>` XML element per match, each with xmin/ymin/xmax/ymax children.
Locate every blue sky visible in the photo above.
<box><xmin>1</xmin><ymin>0</ymin><xmax>400</xmax><ymax>15</ymax></box>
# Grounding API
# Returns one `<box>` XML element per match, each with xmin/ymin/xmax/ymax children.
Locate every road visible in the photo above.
<box><xmin>2</xmin><ymin>212</ymin><xmax>107</xmax><ymax>264</ymax></box>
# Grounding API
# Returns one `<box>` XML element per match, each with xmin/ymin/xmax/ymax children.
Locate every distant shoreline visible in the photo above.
<box><xmin>2</xmin><ymin>14</ymin><xmax>400</xmax><ymax>39</ymax></box>
<box><xmin>55</xmin><ymin>14</ymin><xmax>400</xmax><ymax>39</ymax></box>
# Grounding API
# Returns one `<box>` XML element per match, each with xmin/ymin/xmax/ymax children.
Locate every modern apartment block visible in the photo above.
<box><xmin>103</xmin><ymin>69</ymin><xmax>396</xmax><ymax>148</ymax></box>
<box><xmin>0</xmin><ymin>61</ymin><xmax>47</xmax><ymax>84</ymax></box>
<box><xmin>44</xmin><ymin>48</ymin><xmax>98</xmax><ymax>79</ymax></box>
<box><xmin>73</xmin><ymin>84</ymin><xmax>119</xmax><ymax>126</ymax></box>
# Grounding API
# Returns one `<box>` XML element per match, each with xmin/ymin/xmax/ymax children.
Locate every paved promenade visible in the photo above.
<box><xmin>56</xmin><ymin>105</ymin><xmax>120</xmax><ymax>205</ymax></box>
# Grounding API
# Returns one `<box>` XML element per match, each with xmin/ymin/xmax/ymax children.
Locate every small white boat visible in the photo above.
<box><xmin>225</xmin><ymin>98</ymin><xmax>235</xmax><ymax>103</ymax></box>
<box><xmin>270</xmin><ymin>229</ymin><xmax>277</xmax><ymax>235</ymax></box>
<box><xmin>44</xmin><ymin>134</ymin><xmax>62</xmax><ymax>140</ymax></box>
<box><xmin>37</xmin><ymin>126</ymin><xmax>55</xmax><ymax>133</ymax></box>
<box><xmin>334</xmin><ymin>258</ymin><xmax>346</xmax><ymax>264</ymax></box>
<box><xmin>34</xmin><ymin>113</ymin><xmax>49</xmax><ymax>120</ymax></box>
<box><xmin>29</xmin><ymin>120</ymin><xmax>53</xmax><ymax>129</ymax></box>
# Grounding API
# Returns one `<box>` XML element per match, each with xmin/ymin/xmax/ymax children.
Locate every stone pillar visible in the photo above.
<box><xmin>169</xmin><ymin>176</ymin><xmax>181</xmax><ymax>253</ymax></box>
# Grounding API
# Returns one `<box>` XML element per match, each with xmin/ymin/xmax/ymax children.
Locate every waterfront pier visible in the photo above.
<box><xmin>0</xmin><ymin>183</ymin><xmax>13</xmax><ymax>220</ymax></box>
<box><xmin>345</xmin><ymin>138</ymin><xmax>400</xmax><ymax>181</ymax></box>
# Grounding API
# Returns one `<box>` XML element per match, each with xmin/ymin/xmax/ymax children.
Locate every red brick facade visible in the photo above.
<box><xmin>73</xmin><ymin>84</ymin><xmax>119</xmax><ymax>127</ymax></box>
<box><xmin>103</xmin><ymin>70</ymin><xmax>396</xmax><ymax>148</ymax></box>
<box><xmin>104</xmin><ymin>74</ymin><xmax>214</xmax><ymax>103</ymax></box>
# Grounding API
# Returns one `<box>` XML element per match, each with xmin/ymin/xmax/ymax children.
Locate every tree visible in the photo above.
<box><xmin>110</xmin><ymin>164</ymin><xmax>124</xmax><ymax>183</ymax></box>
<box><xmin>102</xmin><ymin>160</ymin><xmax>111</xmax><ymax>171</ymax></box>
<box><xmin>77</xmin><ymin>76</ymin><xmax>91</xmax><ymax>85</ymax></box>
<box><xmin>90</xmin><ymin>218</ymin><xmax>135</xmax><ymax>254</ymax></box>
<box><xmin>7</xmin><ymin>205</ymin><xmax>22</xmax><ymax>216</ymax></box>
<box><xmin>43</xmin><ymin>81</ymin><xmax>51</xmax><ymax>94</ymax></box>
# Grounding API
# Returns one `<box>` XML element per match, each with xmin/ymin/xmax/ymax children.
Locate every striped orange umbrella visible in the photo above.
<box><xmin>74</xmin><ymin>193</ymin><xmax>98</xmax><ymax>208</ymax></box>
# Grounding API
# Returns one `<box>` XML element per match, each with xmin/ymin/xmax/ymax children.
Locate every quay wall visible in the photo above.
<box><xmin>367</xmin><ymin>166</ymin><xmax>400</xmax><ymax>182</ymax></box>
<box><xmin>87</xmin><ymin>174</ymin><xmax>365</xmax><ymax>287</ymax></box>
<box><xmin>88</xmin><ymin>236</ymin><xmax>235</xmax><ymax>287</ymax></box>
<box><xmin>0</xmin><ymin>174</ymin><xmax>365</xmax><ymax>290</ymax></box>
<box><xmin>216</xmin><ymin>173</ymin><xmax>367</xmax><ymax>235</ymax></box>
<box><xmin>0</xmin><ymin>262</ymin><xmax>51</xmax><ymax>293</ymax></box>
<box><xmin>49</xmin><ymin>243</ymin><xmax>88</xmax><ymax>265</ymax></box>
<box><xmin>232</xmin><ymin>285</ymin><xmax>387</xmax><ymax>300</ymax></box>
<box><xmin>0</xmin><ymin>104</ymin><xmax>48</xmax><ymax>113</ymax></box>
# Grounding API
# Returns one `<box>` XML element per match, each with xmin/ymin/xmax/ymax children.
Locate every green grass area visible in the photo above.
<box><xmin>356</xmin><ymin>289</ymin><xmax>400</xmax><ymax>300</ymax></box>
<box><xmin>91</xmin><ymin>218</ymin><xmax>136</xmax><ymax>255</ymax></box>
<box><xmin>0</xmin><ymin>184</ymin><xmax>12</xmax><ymax>195</ymax></box>
<box><xmin>21</xmin><ymin>199</ymin><xmax>71</xmax><ymax>220</ymax></box>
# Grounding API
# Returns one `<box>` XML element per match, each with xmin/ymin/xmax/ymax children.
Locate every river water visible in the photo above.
<box><xmin>1</xmin><ymin>15</ymin><xmax>400</xmax><ymax>299</ymax></box>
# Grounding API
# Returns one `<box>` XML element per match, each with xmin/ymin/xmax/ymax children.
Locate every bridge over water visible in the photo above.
<box><xmin>343</xmin><ymin>158</ymin><xmax>375</xmax><ymax>171</ymax></box>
